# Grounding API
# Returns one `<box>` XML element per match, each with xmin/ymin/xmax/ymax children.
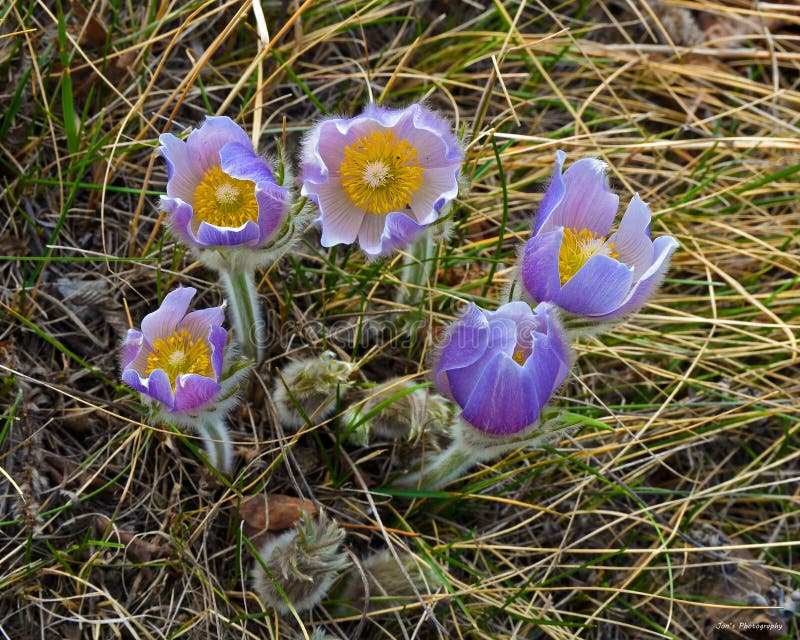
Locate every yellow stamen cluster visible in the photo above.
<box><xmin>146</xmin><ymin>330</ymin><xmax>214</xmax><ymax>391</ymax></box>
<box><xmin>558</xmin><ymin>227</ymin><xmax>618</xmax><ymax>286</ymax></box>
<box><xmin>193</xmin><ymin>165</ymin><xmax>259</xmax><ymax>228</ymax></box>
<box><xmin>339</xmin><ymin>129</ymin><xmax>424</xmax><ymax>215</ymax></box>
<box><xmin>512</xmin><ymin>348</ymin><xmax>528</xmax><ymax>366</ymax></box>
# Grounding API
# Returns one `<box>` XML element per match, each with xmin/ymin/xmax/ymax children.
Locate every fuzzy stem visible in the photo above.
<box><xmin>395</xmin><ymin>227</ymin><xmax>435</xmax><ymax>307</ymax></box>
<box><xmin>197</xmin><ymin>415</ymin><xmax>233</xmax><ymax>474</ymax></box>
<box><xmin>219</xmin><ymin>268</ymin><xmax>263</xmax><ymax>363</ymax></box>
<box><xmin>393</xmin><ymin>442</ymin><xmax>474</xmax><ymax>490</ymax></box>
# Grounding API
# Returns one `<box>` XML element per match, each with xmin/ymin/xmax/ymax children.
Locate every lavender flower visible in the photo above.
<box><xmin>519</xmin><ymin>151</ymin><xmax>678</xmax><ymax>322</ymax></box>
<box><xmin>158</xmin><ymin>116</ymin><xmax>291</xmax><ymax>253</ymax></box>
<box><xmin>433</xmin><ymin>301</ymin><xmax>571</xmax><ymax>436</ymax></box>
<box><xmin>300</xmin><ymin>103</ymin><xmax>462</xmax><ymax>258</ymax></box>
<box><xmin>120</xmin><ymin>287</ymin><xmax>245</xmax><ymax>472</ymax></box>
<box><xmin>121</xmin><ymin>287</ymin><xmax>226</xmax><ymax>415</ymax></box>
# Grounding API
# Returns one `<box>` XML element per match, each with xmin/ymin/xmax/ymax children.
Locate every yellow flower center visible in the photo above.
<box><xmin>339</xmin><ymin>129</ymin><xmax>424</xmax><ymax>215</ymax></box>
<box><xmin>193</xmin><ymin>165</ymin><xmax>258</xmax><ymax>228</ymax></box>
<box><xmin>146</xmin><ymin>330</ymin><xmax>214</xmax><ymax>391</ymax></box>
<box><xmin>512</xmin><ymin>348</ymin><xmax>528</xmax><ymax>366</ymax></box>
<box><xmin>558</xmin><ymin>227</ymin><xmax>619</xmax><ymax>286</ymax></box>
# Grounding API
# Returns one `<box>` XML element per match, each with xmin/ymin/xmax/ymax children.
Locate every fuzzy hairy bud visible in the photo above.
<box><xmin>343</xmin><ymin>378</ymin><xmax>453</xmax><ymax>446</ymax></box>
<box><xmin>342</xmin><ymin>549</ymin><xmax>440</xmax><ymax>612</ymax></box>
<box><xmin>273</xmin><ymin>351</ymin><xmax>355</xmax><ymax>430</ymax></box>
<box><xmin>252</xmin><ymin>512</ymin><xmax>348</xmax><ymax>615</ymax></box>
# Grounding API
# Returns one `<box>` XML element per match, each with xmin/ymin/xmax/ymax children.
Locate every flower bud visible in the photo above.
<box><xmin>273</xmin><ymin>352</ymin><xmax>355</xmax><ymax>430</ymax></box>
<box><xmin>251</xmin><ymin>511</ymin><xmax>348</xmax><ymax>615</ymax></box>
<box><xmin>342</xmin><ymin>549</ymin><xmax>439</xmax><ymax>612</ymax></box>
<box><xmin>342</xmin><ymin>378</ymin><xmax>453</xmax><ymax>446</ymax></box>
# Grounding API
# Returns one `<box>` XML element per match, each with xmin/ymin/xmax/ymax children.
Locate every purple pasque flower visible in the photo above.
<box><xmin>519</xmin><ymin>151</ymin><xmax>678</xmax><ymax>321</ymax></box>
<box><xmin>121</xmin><ymin>287</ymin><xmax>226</xmax><ymax>415</ymax></box>
<box><xmin>433</xmin><ymin>301</ymin><xmax>571</xmax><ymax>436</ymax></box>
<box><xmin>300</xmin><ymin>103</ymin><xmax>463</xmax><ymax>258</ymax></box>
<box><xmin>159</xmin><ymin>116</ymin><xmax>291</xmax><ymax>251</ymax></box>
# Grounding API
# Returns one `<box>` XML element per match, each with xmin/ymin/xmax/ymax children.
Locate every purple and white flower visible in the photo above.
<box><xmin>433</xmin><ymin>301</ymin><xmax>571</xmax><ymax>436</ymax></box>
<box><xmin>519</xmin><ymin>151</ymin><xmax>678</xmax><ymax>321</ymax></box>
<box><xmin>300</xmin><ymin>103</ymin><xmax>463</xmax><ymax>258</ymax></box>
<box><xmin>120</xmin><ymin>287</ymin><xmax>226</xmax><ymax>415</ymax></box>
<box><xmin>159</xmin><ymin>116</ymin><xmax>291</xmax><ymax>251</ymax></box>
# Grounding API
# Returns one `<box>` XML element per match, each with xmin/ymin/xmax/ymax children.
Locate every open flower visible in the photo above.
<box><xmin>519</xmin><ymin>151</ymin><xmax>678</xmax><ymax>321</ymax></box>
<box><xmin>158</xmin><ymin>116</ymin><xmax>291</xmax><ymax>253</ymax></box>
<box><xmin>120</xmin><ymin>287</ymin><xmax>226</xmax><ymax>415</ymax></box>
<box><xmin>300</xmin><ymin>103</ymin><xmax>462</xmax><ymax>258</ymax></box>
<box><xmin>433</xmin><ymin>301</ymin><xmax>571</xmax><ymax>436</ymax></box>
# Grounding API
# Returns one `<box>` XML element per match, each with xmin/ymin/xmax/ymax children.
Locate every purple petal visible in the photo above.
<box><xmin>533</xmin><ymin>150</ymin><xmax>566</xmax><ymax>234</ymax></box>
<box><xmin>255</xmin><ymin>181</ymin><xmax>291</xmax><ymax>245</ymax></box>
<box><xmin>540</xmin><ymin>155</ymin><xmax>619</xmax><ymax>236</ymax></box>
<box><xmin>556</xmin><ymin>255</ymin><xmax>634</xmax><ymax>316</ymax></box>
<box><xmin>123</xmin><ymin>368</ymin><xmax>175</xmax><ymax>409</ymax></box>
<box><xmin>300</xmin><ymin>119</ymin><xmax>349</xmax><ymax>185</ymax></box>
<box><xmin>442</xmin><ymin>315</ymin><xmax>516</xmax><ymax>402</ymax></box>
<box><xmin>159</xmin><ymin>133</ymin><xmax>205</xmax><ymax>201</ymax></box>
<box><xmin>406</xmin><ymin>104</ymin><xmax>462</xmax><ymax>163</ymax></box>
<box><xmin>356</xmin><ymin>214</ymin><xmax>387</xmax><ymax>257</ymax></box>
<box><xmin>595</xmin><ymin>235</ymin><xmax>678</xmax><ymax>321</ymax></box>
<box><xmin>173</xmin><ymin>374</ymin><xmax>221</xmax><ymax>413</ymax></box>
<box><xmin>208</xmin><ymin>325</ymin><xmax>227</xmax><ymax>378</ymax></box>
<box><xmin>434</xmin><ymin>304</ymin><xmax>489</xmax><ymax>396</ymax></box>
<box><xmin>314</xmin><ymin>181</ymin><xmax>364</xmax><ymax>247</ymax></box>
<box><xmin>178</xmin><ymin>306</ymin><xmax>224</xmax><ymax>339</ymax></box>
<box><xmin>141</xmin><ymin>287</ymin><xmax>195</xmax><ymax>344</ymax></box>
<box><xmin>160</xmin><ymin>196</ymin><xmax>197</xmax><ymax>247</ymax></box>
<box><xmin>491</xmin><ymin>300</ymin><xmax>545</xmax><ymax>352</ymax></box>
<box><xmin>524</xmin><ymin>310</ymin><xmax>570</xmax><ymax>407</ymax></box>
<box><xmin>361</xmin><ymin>103</ymin><xmax>407</xmax><ymax>128</ymax></box>
<box><xmin>484</xmin><ymin>316</ymin><xmax>519</xmax><ymax>358</ymax></box>
<box><xmin>408</xmin><ymin>165</ymin><xmax>459</xmax><ymax>224</ymax></box>
<box><xmin>608</xmin><ymin>193</ymin><xmax>655</xmax><ymax>278</ymax></box>
<box><xmin>520</xmin><ymin>229</ymin><xmax>563</xmax><ymax>304</ymax></box>
<box><xmin>371</xmin><ymin>211</ymin><xmax>426</xmax><ymax>257</ymax></box>
<box><xmin>184</xmin><ymin>116</ymin><xmax>252</xmax><ymax>176</ymax></box>
<box><xmin>219</xmin><ymin>141</ymin><xmax>275</xmax><ymax>185</ymax></box>
<box><xmin>120</xmin><ymin>329</ymin><xmax>143</xmax><ymax>371</ymax></box>
<box><xmin>195</xmin><ymin>220</ymin><xmax>261</xmax><ymax>246</ymax></box>
<box><xmin>121</xmin><ymin>367</ymin><xmax>148</xmax><ymax>395</ymax></box>
<box><xmin>461</xmin><ymin>351</ymin><xmax>540</xmax><ymax>436</ymax></box>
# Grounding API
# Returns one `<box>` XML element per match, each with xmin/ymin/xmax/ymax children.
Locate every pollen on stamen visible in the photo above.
<box><xmin>146</xmin><ymin>330</ymin><xmax>214</xmax><ymax>391</ymax></box>
<box><xmin>558</xmin><ymin>227</ymin><xmax>619</xmax><ymax>286</ymax></box>
<box><xmin>339</xmin><ymin>129</ymin><xmax>424</xmax><ymax>215</ymax></box>
<box><xmin>193</xmin><ymin>165</ymin><xmax>259</xmax><ymax>228</ymax></box>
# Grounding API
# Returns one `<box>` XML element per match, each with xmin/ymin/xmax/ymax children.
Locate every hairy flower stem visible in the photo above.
<box><xmin>393</xmin><ymin>443</ymin><xmax>474</xmax><ymax>490</ymax></box>
<box><xmin>219</xmin><ymin>268</ymin><xmax>263</xmax><ymax>364</ymax></box>
<box><xmin>197</xmin><ymin>415</ymin><xmax>233</xmax><ymax>474</ymax></box>
<box><xmin>396</xmin><ymin>227</ymin><xmax>435</xmax><ymax>307</ymax></box>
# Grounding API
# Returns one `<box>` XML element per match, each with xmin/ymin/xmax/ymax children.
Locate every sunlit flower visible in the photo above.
<box><xmin>433</xmin><ymin>301</ymin><xmax>571</xmax><ymax>436</ymax></box>
<box><xmin>519</xmin><ymin>151</ymin><xmax>678</xmax><ymax>321</ymax></box>
<box><xmin>159</xmin><ymin>116</ymin><xmax>292</xmax><ymax>252</ymax></box>
<box><xmin>120</xmin><ymin>287</ymin><xmax>226</xmax><ymax>415</ymax></box>
<box><xmin>300</xmin><ymin>103</ymin><xmax>463</xmax><ymax>258</ymax></box>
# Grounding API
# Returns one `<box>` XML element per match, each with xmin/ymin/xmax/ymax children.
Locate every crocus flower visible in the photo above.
<box><xmin>300</xmin><ymin>103</ymin><xmax>463</xmax><ymax>258</ymax></box>
<box><xmin>433</xmin><ymin>301</ymin><xmax>571</xmax><ymax>436</ymax></box>
<box><xmin>519</xmin><ymin>151</ymin><xmax>678</xmax><ymax>321</ymax></box>
<box><xmin>158</xmin><ymin>116</ymin><xmax>292</xmax><ymax>253</ymax></box>
<box><xmin>121</xmin><ymin>287</ymin><xmax>226</xmax><ymax>415</ymax></box>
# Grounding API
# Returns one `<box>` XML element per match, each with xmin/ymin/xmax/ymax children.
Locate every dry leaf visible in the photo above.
<box><xmin>239</xmin><ymin>494</ymin><xmax>317</xmax><ymax>545</ymax></box>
